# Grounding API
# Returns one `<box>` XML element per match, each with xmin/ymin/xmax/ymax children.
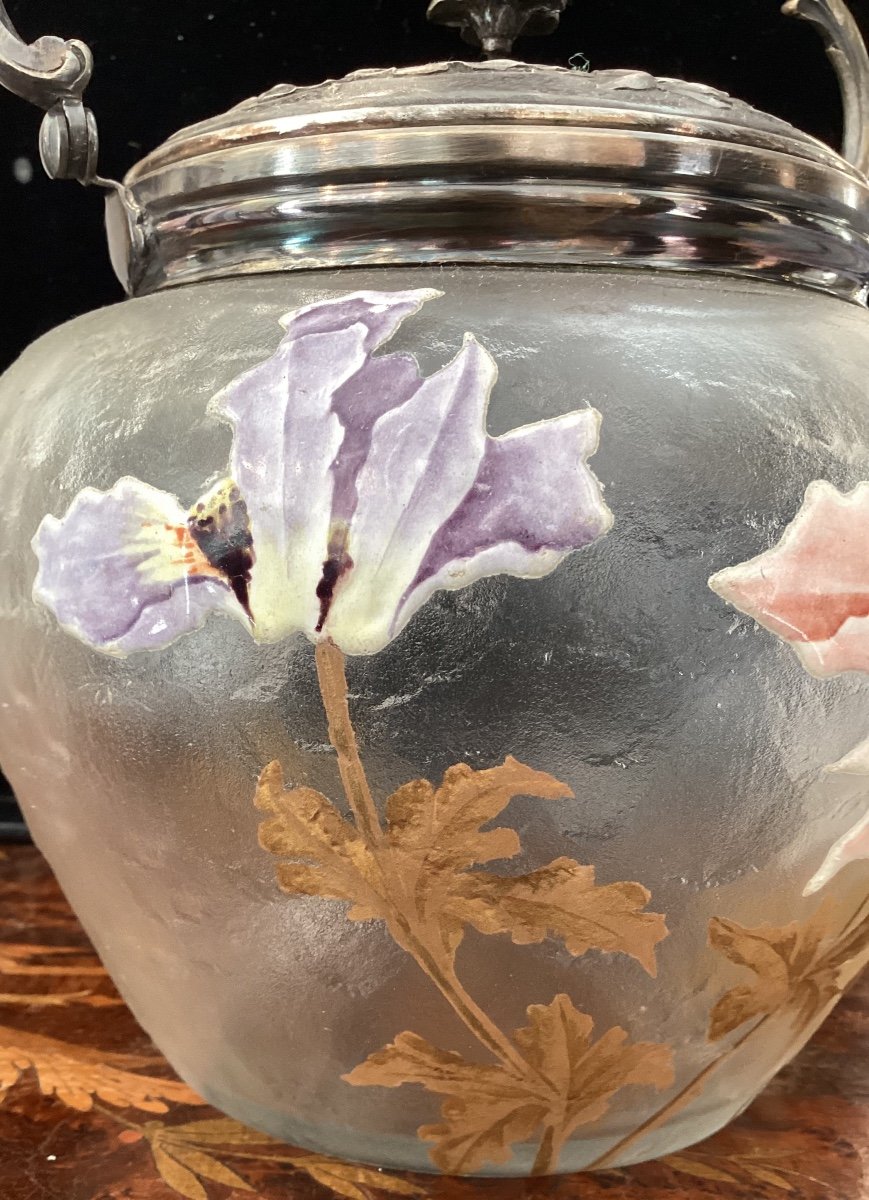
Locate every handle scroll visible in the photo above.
<box><xmin>783</xmin><ymin>0</ymin><xmax>869</xmax><ymax>177</ymax></box>
<box><xmin>0</xmin><ymin>1</ymin><xmax>98</xmax><ymax>183</ymax></box>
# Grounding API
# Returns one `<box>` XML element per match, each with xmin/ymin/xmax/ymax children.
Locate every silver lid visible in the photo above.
<box><xmin>107</xmin><ymin>58</ymin><xmax>869</xmax><ymax>302</ymax></box>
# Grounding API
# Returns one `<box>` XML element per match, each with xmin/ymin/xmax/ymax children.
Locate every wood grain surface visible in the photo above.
<box><xmin>0</xmin><ymin>844</ymin><xmax>865</xmax><ymax>1200</ymax></box>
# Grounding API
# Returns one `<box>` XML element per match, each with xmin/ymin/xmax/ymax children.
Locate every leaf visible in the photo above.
<box><xmin>344</xmin><ymin>1029</ymin><xmax>548</xmax><ymax>1174</ymax></box>
<box><xmin>0</xmin><ymin>1025</ymin><xmax>203</xmax><ymax>1113</ymax></box>
<box><xmin>159</xmin><ymin>1116</ymin><xmax>423</xmax><ymax>1199</ymax></box>
<box><xmin>663</xmin><ymin>1154</ymin><xmax>740</xmax><ymax>1183</ymax></box>
<box><xmin>380</xmin><ymin>759</ymin><xmax>583</xmax><ymax>961</ymax></box>
<box><xmin>299</xmin><ymin>1156</ymin><xmax>423</xmax><ymax>1200</ymax></box>
<box><xmin>255</xmin><ymin>761</ymin><xmax>385</xmax><ymax>921</ymax></box>
<box><xmin>513</xmin><ymin>994</ymin><xmax>674</xmax><ymax>1139</ymax></box>
<box><xmin>420</xmin><ymin>1095</ymin><xmax>543</xmax><ymax>1175</ymax></box>
<box><xmin>344</xmin><ymin>1030</ymin><xmax>523</xmax><ymax>1100</ymax></box>
<box><xmin>708</xmin><ymin>917</ymin><xmax>798</xmax><ymax>1040</ymax></box>
<box><xmin>387</xmin><ymin>758</ymin><xmax>571</xmax><ymax>872</ymax></box>
<box><xmin>152</xmin><ymin>1145</ymin><xmax>208</xmax><ymax>1200</ymax></box>
<box><xmin>449</xmin><ymin>857</ymin><xmax>668</xmax><ymax>975</ymax></box>
<box><xmin>257</xmin><ymin>756</ymin><xmax>595</xmax><ymax>967</ymax></box>
<box><xmin>708</xmin><ymin>901</ymin><xmax>850</xmax><ymax>1041</ymax></box>
<box><xmin>820</xmin><ymin>913</ymin><xmax>869</xmax><ymax>975</ymax></box>
<box><xmin>345</xmin><ymin>995</ymin><xmax>673</xmax><ymax>1175</ymax></box>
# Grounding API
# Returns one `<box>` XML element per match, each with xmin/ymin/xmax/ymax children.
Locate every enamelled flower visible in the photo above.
<box><xmin>708</xmin><ymin>480</ymin><xmax>869</xmax><ymax>679</ymax></box>
<box><xmin>33</xmin><ymin>290</ymin><xmax>613</xmax><ymax>658</ymax></box>
<box><xmin>709</xmin><ymin>480</ymin><xmax>869</xmax><ymax>895</ymax></box>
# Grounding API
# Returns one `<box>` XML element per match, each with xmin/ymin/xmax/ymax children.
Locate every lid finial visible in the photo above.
<box><xmin>426</xmin><ymin>0</ymin><xmax>571</xmax><ymax>58</ymax></box>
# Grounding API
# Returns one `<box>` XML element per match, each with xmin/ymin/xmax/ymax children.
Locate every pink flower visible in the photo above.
<box><xmin>709</xmin><ymin>480</ymin><xmax>869</xmax><ymax>895</ymax></box>
<box><xmin>805</xmin><ymin>744</ymin><xmax>869</xmax><ymax>895</ymax></box>
<box><xmin>708</xmin><ymin>480</ymin><xmax>869</xmax><ymax>678</ymax></box>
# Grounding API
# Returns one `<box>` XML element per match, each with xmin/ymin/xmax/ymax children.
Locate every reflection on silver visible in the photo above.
<box><xmin>107</xmin><ymin>63</ymin><xmax>869</xmax><ymax>303</ymax></box>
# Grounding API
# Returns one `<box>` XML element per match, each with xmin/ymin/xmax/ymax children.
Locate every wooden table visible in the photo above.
<box><xmin>0</xmin><ymin>843</ymin><xmax>866</xmax><ymax>1200</ymax></box>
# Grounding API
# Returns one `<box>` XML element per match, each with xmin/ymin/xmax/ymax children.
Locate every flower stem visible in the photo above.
<box><xmin>314</xmin><ymin>641</ymin><xmax>541</xmax><ymax>1086</ymax></box>
<box><xmin>532</xmin><ymin>1126</ymin><xmax>556</xmax><ymax>1175</ymax></box>
<box><xmin>531</xmin><ymin>1123</ymin><xmax>570</xmax><ymax>1175</ymax></box>
<box><xmin>315</xmin><ymin>640</ymin><xmax>383</xmax><ymax>846</ymax></box>
<box><xmin>585</xmin><ymin>1015</ymin><xmax>770</xmax><ymax>1171</ymax></box>
<box><xmin>588</xmin><ymin>893</ymin><xmax>869</xmax><ymax>1173</ymax></box>
<box><xmin>839</xmin><ymin>893</ymin><xmax>869</xmax><ymax>941</ymax></box>
<box><xmin>313</xmin><ymin>640</ymin><xmax>562</xmax><ymax>1174</ymax></box>
<box><xmin>410</xmin><ymin>937</ymin><xmax>537</xmax><ymax>1083</ymax></box>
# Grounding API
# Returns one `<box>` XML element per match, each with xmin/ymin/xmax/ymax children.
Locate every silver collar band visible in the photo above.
<box><xmin>107</xmin><ymin>62</ymin><xmax>869</xmax><ymax>303</ymax></box>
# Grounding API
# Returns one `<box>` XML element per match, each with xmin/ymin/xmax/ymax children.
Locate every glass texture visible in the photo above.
<box><xmin>0</xmin><ymin>266</ymin><xmax>867</xmax><ymax>1174</ymax></box>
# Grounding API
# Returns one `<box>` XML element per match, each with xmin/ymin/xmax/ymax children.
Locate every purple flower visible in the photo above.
<box><xmin>33</xmin><ymin>290</ymin><xmax>612</xmax><ymax>657</ymax></box>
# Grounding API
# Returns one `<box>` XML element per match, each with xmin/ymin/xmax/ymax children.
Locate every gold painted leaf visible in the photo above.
<box><xmin>448</xmin><ymin>857</ymin><xmax>668</xmax><ymax>975</ymax></box>
<box><xmin>344</xmin><ymin>1030</ymin><xmax>549</xmax><ymax>1174</ymax></box>
<box><xmin>385</xmin><ymin>758</ymin><xmax>571</xmax><ymax>871</ymax></box>
<box><xmin>345</xmin><ymin>994</ymin><xmax>673</xmax><ymax>1175</ymax></box>
<box><xmin>820</xmin><ymin>912</ymin><xmax>869</xmax><ymax>975</ymax></box>
<box><xmin>380</xmin><ymin>758</ymin><xmax>579</xmax><ymax>962</ymax></box>
<box><xmin>344</xmin><ymin>1030</ymin><xmax>524</xmax><ymax>1099</ymax></box>
<box><xmin>299</xmin><ymin>1156</ymin><xmax>424</xmax><ymax>1200</ymax></box>
<box><xmin>258</xmin><ymin>756</ymin><xmax>604</xmax><ymax>968</ymax></box>
<box><xmin>420</xmin><ymin>1095</ymin><xmax>543</xmax><ymax>1175</ymax></box>
<box><xmin>513</xmin><ymin>994</ymin><xmax>675</xmax><ymax>1137</ymax></box>
<box><xmin>663</xmin><ymin>1154</ymin><xmax>740</xmax><ymax>1183</ymax></box>
<box><xmin>707</xmin><ymin>901</ymin><xmax>851</xmax><ymax>1041</ymax></box>
<box><xmin>255</xmin><ymin>762</ymin><xmax>386</xmax><ymax>922</ymax></box>
<box><xmin>0</xmin><ymin>1025</ymin><xmax>203</xmax><ymax>1112</ymax></box>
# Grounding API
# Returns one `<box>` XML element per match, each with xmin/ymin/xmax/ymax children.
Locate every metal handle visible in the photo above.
<box><xmin>0</xmin><ymin>1</ymin><xmax>98</xmax><ymax>183</ymax></box>
<box><xmin>783</xmin><ymin>0</ymin><xmax>869</xmax><ymax>177</ymax></box>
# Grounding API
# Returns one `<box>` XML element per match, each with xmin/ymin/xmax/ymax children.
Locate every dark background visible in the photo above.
<box><xmin>0</xmin><ymin>0</ymin><xmax>868</xmax><ymax>831</ymax></box>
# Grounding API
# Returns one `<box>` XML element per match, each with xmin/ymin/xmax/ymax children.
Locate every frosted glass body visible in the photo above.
<box><xmin>0</xmin><ymin>266</ymin><xmax>867</xmax><ymax>1175</ymax></box>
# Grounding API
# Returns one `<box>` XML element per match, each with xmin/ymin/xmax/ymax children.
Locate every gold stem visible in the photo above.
<box><xmin>314</xmin><ymin>639</ymin><xmax>383</xmax><ymax>846</ymax></box>
<box><xmin>407</xmin><ymin>933</ymin><xmax>537</xmax><ymax>1082</ymax></box>
<box><xmin>313</xmin><ymin>640</ymin><xmax>538</xmax><ymax>1086</ymax></box>
<box><xmin>839</xmin><ymin>893</ymin><xmax>869</xmax><ymax>941</ymax></box>
<box><xmin>586</xmin><ymin>1016</ymin><xmax>770</xmax><ymax>1171</ymax></box>
<box><xmin>594</xmin><ymin>896</ymin><xmax>869</xmax><ymax>1171</ymax></box>
<box><xmin>532</xmin><ymin>1124</ymin><xmax>558</xmax><ymax>1175</ymax></box>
